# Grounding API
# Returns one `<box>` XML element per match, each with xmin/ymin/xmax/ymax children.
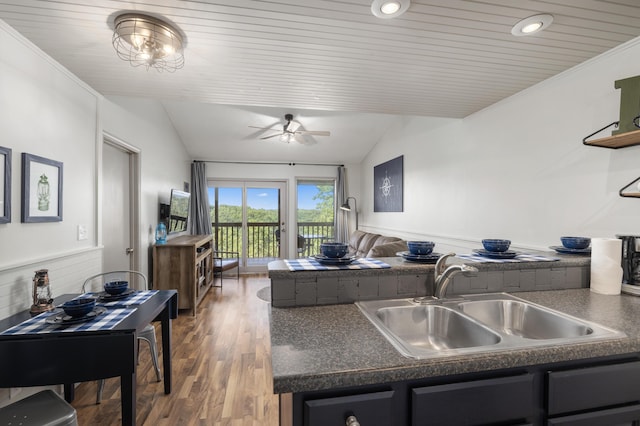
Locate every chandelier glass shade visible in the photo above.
<box><xmin>112</xmin><ymin>13</ymin><xmax>184</xmax><ymax>72</ymax></box>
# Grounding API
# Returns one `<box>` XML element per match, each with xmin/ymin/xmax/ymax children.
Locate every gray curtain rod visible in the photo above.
<box><xmin>194</xmin><ymin>160</ymin><xmax>344</xmax><ymax>167</ymax></box>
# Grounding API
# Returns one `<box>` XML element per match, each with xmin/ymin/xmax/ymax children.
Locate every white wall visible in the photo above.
<box><xmin>0</xmin><ymin>19</ymin><xmax>191</xmax><ymax>324</ymax></box>
<box><xmin>0</xmin><ymin>19</ymin><xmax>105</xmax><ymax>406</ymax></box>
<box><xmin>206</xmin><ymin>161</ymin><xmax>361</xmax><ymax>257</ymax></box>
<box><xmin>0</xmin><ymin>20</ymin><xmax>103</xmax><ymax>320</ymax></box>
<box><xmin>361</xmin><ymin>37</ymin><xmax>640</xmax><ymax>253</ymax></box>
<box><xmin>101</xmin><ymin>96</ymin><xmax>191</xmax><ymax>278</ymax></box>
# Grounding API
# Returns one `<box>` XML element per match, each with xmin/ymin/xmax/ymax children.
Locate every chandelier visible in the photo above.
<box><xmin>112</xmin><ymin>13</ymin><xmax>184</xmax><ymax>72</ymax></box>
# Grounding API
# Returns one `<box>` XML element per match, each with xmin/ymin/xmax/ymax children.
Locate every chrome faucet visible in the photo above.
<box><xmin>433</xmin><ymin>253</ymin><xmax>478</xmax><ymax>299</ymax></box>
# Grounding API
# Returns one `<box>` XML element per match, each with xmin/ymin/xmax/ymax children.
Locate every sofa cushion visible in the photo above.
<box><xmin>355</xmin><ymin>233</ymin><xmax>381</xmax><ymax>257</ymax></box>
<box><xmin>367</xmin><ymin>240</ymin><xmax>408</xmax><ymax>258</ymax></box>
<box><xmin>371</xmin><ymin>235</ymin><xmax>402</xmax><ymax>247</ymax></box>
<box><xmin>348</xmin><ymin>230</ymin><xmax>368</xmax><ymax>254</ymax></box>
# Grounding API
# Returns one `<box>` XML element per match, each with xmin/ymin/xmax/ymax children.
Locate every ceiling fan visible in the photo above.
<box><xmin>249</xmin><ymin>114</ymin><xmax>330</xmax><ymax>144</ymax></box>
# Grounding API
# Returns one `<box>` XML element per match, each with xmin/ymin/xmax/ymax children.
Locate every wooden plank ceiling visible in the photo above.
<box><xmin>1</xmin><ymin>0</ymin><xmax>639</xmax><ymax>119</ymax></box>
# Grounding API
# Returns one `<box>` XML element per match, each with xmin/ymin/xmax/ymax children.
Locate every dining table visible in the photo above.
<box><xmin>0</xmin><ymin>289</ymin><xmax>178</xmax><ymax>426</ymax></box>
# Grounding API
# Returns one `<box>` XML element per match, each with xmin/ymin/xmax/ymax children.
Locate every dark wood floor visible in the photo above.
<box><xmin>70</xmin><ymin>274</ymin><xmax>279</xmax><ymax>425</ymax></box>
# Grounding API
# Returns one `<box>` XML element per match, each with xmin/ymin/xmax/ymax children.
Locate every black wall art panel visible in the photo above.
<box><xmin>374</xmin><ymin>155</ymin><xmax>403</xmax><ymax>212</ymax></box>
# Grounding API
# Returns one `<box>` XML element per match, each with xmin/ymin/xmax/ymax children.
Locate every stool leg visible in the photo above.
<box><xmin>96</xmin><ymin>379</ymin><xmax>105</xmax><ymax>404</ymax></box>
<box><xmin>139</xmin><ymin>325</ymin><xmax>161</xmax><ymax>382</ymax></box>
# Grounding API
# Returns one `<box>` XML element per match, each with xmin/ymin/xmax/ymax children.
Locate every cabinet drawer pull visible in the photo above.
<box><xmin>346</xmin><ymin>415</ymin><xmax>360</xmax><ymax>426</ymax></box>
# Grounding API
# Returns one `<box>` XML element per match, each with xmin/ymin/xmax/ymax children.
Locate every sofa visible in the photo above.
<box><xmin>347</xmin><ymin>229</ymin><xmax>408</xmax><ymax>258</ymax></box>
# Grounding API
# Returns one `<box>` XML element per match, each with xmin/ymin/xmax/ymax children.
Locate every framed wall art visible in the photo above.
<box><xmin>0</xmin><ymin>146</ymin><xmax>11</xmax><ymax>224</ymax></box>
<box><xmin>374</xmin><ymin>155</ymin><xmax>403</xmax><ymax>212</ymax></box>
<box><xmin>21</xmin><ymin>153</ymin><xmax>63</xmax><ymax>223</ymax></box>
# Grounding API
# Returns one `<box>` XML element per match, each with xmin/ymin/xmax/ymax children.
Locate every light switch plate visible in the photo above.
<box><xmin>77</xmin><ymin>225</ymin><xmax>87</xmax><ymax>241</ymax></box>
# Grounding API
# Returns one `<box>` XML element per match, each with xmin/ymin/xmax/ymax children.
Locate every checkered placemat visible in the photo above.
<box><xmin>87</xmin><ymin>290</ymin><xmax>158</xmax><ymax>308</ymax></box>
<box><xmin>284</xmin><ymin>258</ymin><xmax>391</xmax><ymax>271</ymax></box>
<box><xmin>0</xmin><ymin>308</ymin><xmax>134</xmax><ymax>335</ymax></box>
<box><xmin>457</xmin><ymin>253</ymin><xmax>560</xmax><ymax>263</ymax></box>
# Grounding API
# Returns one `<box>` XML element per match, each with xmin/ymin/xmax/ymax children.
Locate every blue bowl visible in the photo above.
<box><xmin>104</xmin><ymin>280</ymin><xmax>129</xmax><ymax>295</ymax></box>
<box><xmin>482</xmin><ymin>239</ymin><xmax>511</xmax><ymax>252</ymax></box>
<box><xmin>62</xmin><ymin>297</ymin><xmax>96</xmax><ymax>318</ymax></box>
<box><xmin>407</xmin><ymin>241</ymin><xmax>435</xmax><ymax>255</ymax></box>
<box><xmin>320</xmin><ymin>242</ymin><xmax>349</xmax><ymax>258</ymax></box>
<box><xmin>560</xmin><ymin>237</ymin><xmax>591</xmax><ymax>249</ymax></box>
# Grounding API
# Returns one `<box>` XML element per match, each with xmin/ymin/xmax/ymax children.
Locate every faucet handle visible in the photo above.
<box><xmin>435</xmin><ymin>252</ymin><xmax>456</xmax><ymax>276</ymax></box>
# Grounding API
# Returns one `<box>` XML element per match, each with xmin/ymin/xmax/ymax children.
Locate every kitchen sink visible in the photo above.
<box><xmin>356</xmin><ymin>293</ymin><xmax>625</xmax><ymax>359</ymax></box>
<box><xmin>376</xmin><ymin>305</ymin><xmax>501</xmax><ymax>353</ymax></box>
<box><xmin>458</xmin><ymin>299</ymin><xmax>592</xmax><ymax>340</ymax></box>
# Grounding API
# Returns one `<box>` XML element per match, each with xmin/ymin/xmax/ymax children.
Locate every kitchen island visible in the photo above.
<box><xmin>268</xmin><ymin>252</ymin><xmax>591</xmax><ymax>308</ymax></box>
<box><xmin>270</xmin><ymin>288</ymin><xmax>640</xmax><ymax>425</ymax></box>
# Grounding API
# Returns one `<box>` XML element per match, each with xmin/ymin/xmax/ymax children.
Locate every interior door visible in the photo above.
<box><xmin>102</xmin><ymin>142</ymin><xmax>131</xmax><ymax>271</ymax></box>
<box><xmin>208</xmin><ymin>180</ymin><xmax>287</xmax><ymax>273</ymax></box>
<box><xmin>102</xmin><ymin>135</ymin><xmax>140</xmax><ymax>282</ymax></box>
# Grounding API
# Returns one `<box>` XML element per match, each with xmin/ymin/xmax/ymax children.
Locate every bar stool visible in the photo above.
<box><xmin>82</xmin><ymin>271</ymin><xmax>162</xmax><ymax>404</ymax></box>
<box><xmin>0</xmin><ymin>390</ymin><xmax>78</xmax><ymax>425</ymax></box>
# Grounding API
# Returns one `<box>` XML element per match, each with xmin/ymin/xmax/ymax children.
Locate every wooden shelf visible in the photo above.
<box><xmin>584</xmin><ymin>129</ymin><xmax>640</xmax><ymax>149</ymax></box>
<box><xmin>152</xmin><ymin>234</ymin><xmax>214</xmax><ymax>317</ymax></box>
<box><xmin>619</xmin><ymin>176</ymin><xmax>640</xmax><ymax>198</ymax></box>
<box><xmin>583</xmin><ymin>123</ymin><xmax>640</xmax><ymax>198</ymax></box>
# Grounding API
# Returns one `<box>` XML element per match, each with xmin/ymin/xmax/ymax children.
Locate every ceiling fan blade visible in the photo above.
<box><xmin>296</xmin><ymin>130</ymin><xmax>330</xmax><ymax>136</ymax></box>
<box><xmin>287</xmin><ymin>120</ymin><xmax>301</xmax><ymax>133</ymax></box>
<box><xmin>293</xmin><ymin>133</ymin><xmax>315</xmax><ymax>145</ymax></box>
<box><xmin>260</xmin><ymin>133</ymin><xmax>282</xmax><ymax>140</ymax></box>
<box><xmin>249</xmin><ymin>125</ymin><xmax>275</xmax><ymax>130</ymax></box>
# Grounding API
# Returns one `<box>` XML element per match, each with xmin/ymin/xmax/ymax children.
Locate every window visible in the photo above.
<box><xmin>296</xmin><ymin>179</ymin><xmax>335</xmax><ymax>257</ymax></box>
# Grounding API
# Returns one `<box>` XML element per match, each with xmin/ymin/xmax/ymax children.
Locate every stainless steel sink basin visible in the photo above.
<box><xmin>458</xmin><ymin>299</ymin><xmax>592</xmax><ymax>339</ymax></box>
<box><xmin>356</xmin><ymin>293</ymin><xmax>625</xmax><ymax>359</ymax></box>
<box><xmin>376</xmin><ymin>305</ymin><xmax>500</xmax><ymax>353</ymax></box>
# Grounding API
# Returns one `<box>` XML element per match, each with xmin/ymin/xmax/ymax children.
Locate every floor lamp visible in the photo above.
<box><xmin>340</xmin><ymin>197</ymin><xmax>358</xmax><ymax>230</ymax></box>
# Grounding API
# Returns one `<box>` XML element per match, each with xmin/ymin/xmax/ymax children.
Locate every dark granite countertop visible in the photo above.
<box><xmin>270</xmin><ymin>288</ymin><xmax>640</xmax><ymax>394</ymax></box>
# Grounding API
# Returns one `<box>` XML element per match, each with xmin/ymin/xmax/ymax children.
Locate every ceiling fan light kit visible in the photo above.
<box><xmin>511</xmin><ymin>14</ymin><xmax>554</xmax><ymax>36</ymax></box>
<box><xmin>112</xmin><ymin>13</ymin><xmax>184</xmax><ymax>72</ymax></box>
<box><xmin>249</xmin><ymin>114</ymin><xmax>330</xmax><ymax>145</ymax></box>
<box><xmin>371</xmin><ymin>0</ymin><xmax>410</xmax><ymax>19</ymax></box>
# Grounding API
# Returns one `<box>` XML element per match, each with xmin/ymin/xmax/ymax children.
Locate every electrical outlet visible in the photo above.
<box><xmin>77</xmin><ymin>225</ymin><xmax>87</xmax><ymax>241</ymax></box>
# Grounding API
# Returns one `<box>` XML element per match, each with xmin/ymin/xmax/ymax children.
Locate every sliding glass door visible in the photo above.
<box><xmin>208</xmin><ymin>180</ymin><xmax>287</xmax><ymax>272</ymax></box>
<box><xmin>296</xmin><ymin>179</ymin><xmax>336</xmax><ymax>257</ymax></box>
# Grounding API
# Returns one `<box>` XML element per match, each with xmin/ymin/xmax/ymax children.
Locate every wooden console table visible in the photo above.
<box><xmin>153</xmin><ymin>234</ymin><xmax>214</xmax><ymax>316</ymax></box>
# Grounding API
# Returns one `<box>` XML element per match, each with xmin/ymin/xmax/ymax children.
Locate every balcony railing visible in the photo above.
<box><xmin>213</xmin><ymin>221</ymin><xmax>335</xmax><ymax>260</ymax></box>
<box><xmin>297</xmin><ymin>222</ymin><xmax>334</xmax><ymax>257</ymax></box>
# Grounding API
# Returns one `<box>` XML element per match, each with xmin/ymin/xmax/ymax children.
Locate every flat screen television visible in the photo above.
<box><xmin>168</xmin><ymin>189</ymin><xmax>190</xmax><ymax>233</ymax></box>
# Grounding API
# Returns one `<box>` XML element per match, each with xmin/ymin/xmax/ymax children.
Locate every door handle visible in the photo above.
<box><xmin>126</xmin><ymin>248</ymin><xmax>134</xmax><ymax>255</ymax></box>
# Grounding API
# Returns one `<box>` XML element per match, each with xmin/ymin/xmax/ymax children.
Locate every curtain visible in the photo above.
<box><xmin>336</xmin><ymin>166</ymin><xmax>350</xmax><ymax>243</ymax></box>
<box><xmin>190</xmin><ymin>161</ymin><xmax>213</xmax><ymax>235</ymax></box>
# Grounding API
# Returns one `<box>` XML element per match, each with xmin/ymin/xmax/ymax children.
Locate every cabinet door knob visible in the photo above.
<box><xmin>346</xmin><ymin>415</ymin><xmax>360</xmax><ymax>426</ymax></box>
<box><xmin>126</xmin><ymin>248</ymin><xmax>134</xmax><ymax>254</ymax></box>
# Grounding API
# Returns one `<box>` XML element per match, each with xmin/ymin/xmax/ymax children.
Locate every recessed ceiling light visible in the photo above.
<box><xmin>371</xmin><ymin>0</ymin><xmax>410</xmax><ymax>19</ymax></box>
<box><xmin>381</xmin><ymin>2</ymin><xmax>400</xmax><ymax>14</ymax></box>
<box><xmin>511</xmin><ymin>14</ymin><xmax>553</xmax><ymax>36</ymax></box>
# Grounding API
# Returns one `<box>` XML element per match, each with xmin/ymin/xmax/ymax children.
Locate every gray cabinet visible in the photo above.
<box><xmin>289</xmin><ymin>357</ymin><xmax>640</xmax><ymax>426</ymax></box>
<box><xmin>412</xmin><ymin>374</ymin><xmax>534</xmax><ymax>425</ymax></box>
<box><xmin>304</xmin><ymin>390</ymin><xmax>395</xmax><ymax>426</ymax></box>
<box><xmin>547</xmin><ymin>361</ymin><xmax>640</xmax><ymax>425</ymax></box>
<box><xmin>547</xmin><ymin>405</ymin><xmax>640</xmax><ymax>425</ymax></box>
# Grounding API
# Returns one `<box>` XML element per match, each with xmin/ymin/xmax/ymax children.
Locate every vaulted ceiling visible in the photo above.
<box><xmin>1</xmin><ymin>1</ymin><xmax>639</xmax><ymax>163</ymax></box>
